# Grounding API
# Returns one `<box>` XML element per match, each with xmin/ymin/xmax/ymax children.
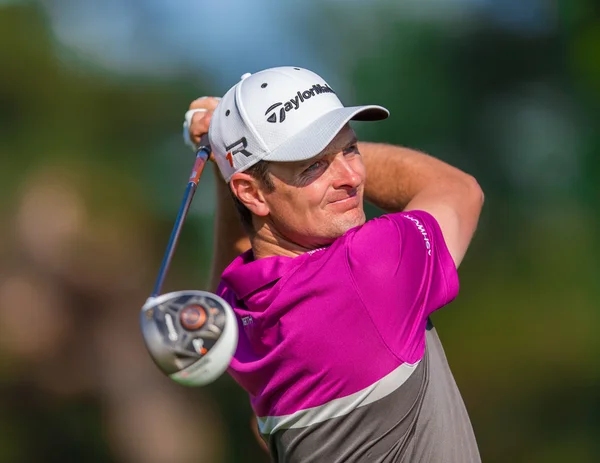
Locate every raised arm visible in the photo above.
<box><xmin>359</xmin><ymin>142</ymin><xmax>484</xmax><ymax>268</ymax></box>
<box><xmin>185</xmin><ymin>97</ymin><xmax>250</xmax><ymax>292</ymax></box>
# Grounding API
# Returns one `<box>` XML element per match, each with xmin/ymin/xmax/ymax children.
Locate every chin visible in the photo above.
<box><xmin>333</xmin><ymin>211</ymin><xmax>366</xmax><ymax>236</ymax></box>
<box><xmin>348</xmin><ymin>207</ymin><xmax>366</xmax><ymax>226</ymax></box>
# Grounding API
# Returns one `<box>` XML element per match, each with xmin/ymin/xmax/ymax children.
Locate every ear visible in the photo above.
<box><xmin>230</xmin><ymin>172</ymin><xmax>270</xmax><ymax>217</ymax></box>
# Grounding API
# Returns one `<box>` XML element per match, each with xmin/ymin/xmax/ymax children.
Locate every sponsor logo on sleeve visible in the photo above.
<box><xmin>403</xmin><ymin>214</ymin><xmax>432</xmax><ymax>256</ymax></box>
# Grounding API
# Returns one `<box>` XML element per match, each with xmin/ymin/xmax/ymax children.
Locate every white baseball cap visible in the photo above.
<box><xmin>209</xmin><ymin>67</ymin><xmax>389</xmax><ymax>182</ymax></box>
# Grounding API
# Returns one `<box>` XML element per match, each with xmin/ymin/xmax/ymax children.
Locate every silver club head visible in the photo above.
<box><xmin>140</xmin><ymin>290</ymin><xmax>238</xmax><ymax>386</ymax></box>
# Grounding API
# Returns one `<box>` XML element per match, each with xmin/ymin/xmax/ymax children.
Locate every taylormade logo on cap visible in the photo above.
<box><xmin>265</xmin><ymin>84</ymin><xmax>336</xmax><ymax>123</ymax></box>
<box><xmin>208</xmin><ymin>66</ymin><xmax>389</xmax><ymax>182</ymax></box>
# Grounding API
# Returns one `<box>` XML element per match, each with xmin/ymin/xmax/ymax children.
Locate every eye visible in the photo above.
<box><xmin>302</xmin><ymin>159</ymin><xmax>326</xmax><ymax>176</ymax></box>
<box><xmin>343</xmin><ymin>144</ymin><xmax>359</xmax><ymax>155</ymax></box>
<box><xmin>305</xmin><ymin>161</ymin><xmax>323</xmax><ymax>173</ymax></box>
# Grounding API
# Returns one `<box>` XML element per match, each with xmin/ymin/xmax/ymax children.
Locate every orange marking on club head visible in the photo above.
<box><xmin>180</xmin><ymin>305</ymin><xmax>207</xmax><ymax>330</ymax></box>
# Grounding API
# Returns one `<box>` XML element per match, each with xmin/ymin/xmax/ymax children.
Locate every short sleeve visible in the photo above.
<box><xmin>346</xmin><ymin>210</ymin><xmax>459</xmax><ymax>363</ymax></box>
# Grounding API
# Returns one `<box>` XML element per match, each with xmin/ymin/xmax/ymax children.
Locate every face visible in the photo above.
<box><xmin>261</xmin><ymin>124</ymin><xmax>366</xmax><ymax>248</ymax></box>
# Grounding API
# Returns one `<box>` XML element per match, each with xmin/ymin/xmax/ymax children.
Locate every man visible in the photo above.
<box><xmin>185</xmin><ymin>67</ymin><xmax>483</xmax><ymax>462</ymax></box>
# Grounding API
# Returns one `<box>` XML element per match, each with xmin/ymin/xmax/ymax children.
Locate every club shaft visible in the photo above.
<box><xmin>152</xmin><ymin>145</ymin><xmax>211</xmax><ymax>297</ymax></box>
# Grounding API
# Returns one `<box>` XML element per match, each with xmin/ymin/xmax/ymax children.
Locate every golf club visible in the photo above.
<box><xmin>140</xmin><ymin>135</ymin><xmax>238</xmax><ymax>386</ymax></box>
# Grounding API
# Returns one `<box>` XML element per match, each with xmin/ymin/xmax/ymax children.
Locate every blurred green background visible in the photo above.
<box><xmin>0</xmin><ymin>0</ymin><xmax>598</xmax><ymax>462</ymax></box>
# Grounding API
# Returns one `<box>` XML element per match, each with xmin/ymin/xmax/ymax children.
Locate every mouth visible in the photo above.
<box><xmin>328</xmin><ymin>192</ymin><xmax>361</xmax><ymax>209</ymax></box>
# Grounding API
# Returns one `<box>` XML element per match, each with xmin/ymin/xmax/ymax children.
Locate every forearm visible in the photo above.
<box><xmin>359</xmin><ymin>142</ymin><xmax>476</xmax><ymax>213</ymax></box>
<box><xmin>209</xmin><ymin>164</ymin><xmax>251</xmax><ymax>292</ymax></box>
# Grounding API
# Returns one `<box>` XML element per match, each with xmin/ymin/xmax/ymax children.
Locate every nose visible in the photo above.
<box><xmin>331</xmin><ymin>153</ymin><xmax>362</xmax><ymax>190</ymax></box>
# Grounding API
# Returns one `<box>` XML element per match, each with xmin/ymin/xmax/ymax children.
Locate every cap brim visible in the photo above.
<box><xmin>262</xmin><ymin>105</ymin><xmax>389</xmax><ymax>162</ymax></box>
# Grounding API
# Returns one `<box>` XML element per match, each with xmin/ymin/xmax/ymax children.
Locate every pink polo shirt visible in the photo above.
<box><xmin>217</xmin><ymin>210</ymin><xmax>458</xmax><ymax>419</ymax></box>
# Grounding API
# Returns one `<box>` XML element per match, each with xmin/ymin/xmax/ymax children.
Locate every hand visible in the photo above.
<box><xmin>183</xmin><ymin>96</ymin><xmax>221</xmax><ymax>157</ymax></box>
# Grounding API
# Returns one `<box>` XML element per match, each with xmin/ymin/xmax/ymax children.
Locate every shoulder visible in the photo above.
<box><xmin>348</xmin><ymin>210</ymin><xmax>441</xmax><ymax>246</ymax></box>
<box><xmin>342</xmin><ymin>211</ymin><xmax>443</xmax><ymax>271</ymax></box>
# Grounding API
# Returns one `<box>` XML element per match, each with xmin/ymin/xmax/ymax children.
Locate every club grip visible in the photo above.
<box><xmin>190</xmin><ymin>136</ymin><xmax>211</xmax><ymax>185</ymax></box>
<box><xmin>198</xmin><ymin>133</ymin><xmax>210</xmax><ymax>150</ymax></box>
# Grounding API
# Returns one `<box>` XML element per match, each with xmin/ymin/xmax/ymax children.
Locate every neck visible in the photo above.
<box><xmin>250</xmin><ymin>222</ymin><xmax>319</xmax><ymax>259</ymax></box>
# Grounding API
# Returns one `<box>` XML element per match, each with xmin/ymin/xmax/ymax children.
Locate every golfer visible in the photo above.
<box><xmin>185</xmin><ymin>67</ymin><xmax>483</xmax><ymax>462</ymax></box>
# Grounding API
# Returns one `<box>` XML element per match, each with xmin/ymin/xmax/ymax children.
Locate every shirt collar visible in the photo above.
<box><xmin>221</xmin><ymin>249</ymin><xmax>297</xmax><ymax>299</ymax></box>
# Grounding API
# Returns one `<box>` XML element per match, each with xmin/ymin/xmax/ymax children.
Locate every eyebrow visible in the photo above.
<box><xmin>320</xmin><ymin>134</ymin><xmax>358</xmax><ymax>157</ymax></box>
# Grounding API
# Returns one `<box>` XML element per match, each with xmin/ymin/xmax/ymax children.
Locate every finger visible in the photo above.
<box><xmin>190</xmin><ymin>110</ymin><xmax>208</xmax><ymax>132</ymax></box>
<box><xmin>189</xmin><ymin>111</ymin><xmax>212</xmax><ymax>145</ymax></box>
<box><xmin>183</xmin><ymin>98</ymin><xmax>219</xmax><ymax>151</ymax></box>
<box><xmin>184</xmin><ymin>109</ymin><xmax>205</xmax><ymax>146</ymax></box>
<box><xmin>188</xmin><ymin>96</ymin><xmax>221</xmax><ymax>112</ymax></box>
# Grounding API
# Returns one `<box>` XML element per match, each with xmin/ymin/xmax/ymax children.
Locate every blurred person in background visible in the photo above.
<box><xmin>186</xmin><ymin>66</ymin><xmax>484</xmax><ymax>462</ymax></box>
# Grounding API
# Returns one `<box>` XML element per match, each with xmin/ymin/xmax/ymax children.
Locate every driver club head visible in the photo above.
<box><xmin>140</xmin><ymin>290</ymin><xmax>238</xmax><ymax>386</ymax></box>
